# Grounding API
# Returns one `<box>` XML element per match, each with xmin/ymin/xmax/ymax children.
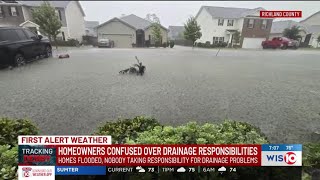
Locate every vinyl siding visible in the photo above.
<box><xmin>65</xmin><ymin>1</ymin><xmax>85</xmax><ymax>41</ymax></box>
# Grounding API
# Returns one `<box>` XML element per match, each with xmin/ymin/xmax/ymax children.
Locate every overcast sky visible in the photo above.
<box><xmin>80</xmin><ymin>1</ymin><xmax>320</xmax><ymax>27</ymax></box>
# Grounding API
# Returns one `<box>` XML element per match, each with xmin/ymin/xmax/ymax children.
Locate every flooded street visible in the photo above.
<box><xmin>1</xmin><ymin>46</ymin><xmax>320</xmax><ymax>143</ymax></box>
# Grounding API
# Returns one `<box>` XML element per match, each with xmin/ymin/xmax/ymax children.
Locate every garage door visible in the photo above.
<box><xmin>102</xmin><ymin>34</ymin><xmax>132</xmax><ymax>48</ymax></box>
<box><xmin>242</xmin><ymin>38</ymin><xmax>266</xmax><ymax>49</ymax></box>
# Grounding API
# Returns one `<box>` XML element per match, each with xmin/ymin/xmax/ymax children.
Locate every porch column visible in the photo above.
<box><xmin>36</xmin><ymin>27</ymin><xmax>41</xmax><ymax>35</ymax></box>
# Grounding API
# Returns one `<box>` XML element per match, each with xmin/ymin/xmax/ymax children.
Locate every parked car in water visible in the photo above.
<box><xmin>0</xmin><ymin>27</ymin><xmax>52</xmax><ymax>67</ymax></box>
<box><xmin>262</xmin><ymin>37</ymin><xmax>299</xmax><ymax>49</ymax></box>
<box><xmin>98</xmin><ymin>38</ymin><xmax>114</xmax><ymax>48</ymax></box>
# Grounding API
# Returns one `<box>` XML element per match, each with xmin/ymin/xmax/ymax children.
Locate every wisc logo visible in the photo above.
<box><xmin>266</xmin><ymin>152</ymin><xmax>297</xmax><ymax>165</ymax></box>
<box><xmin>284</xmin><ymin>152</ymin><xmax>297</xmax><ymax>164</ymax></box>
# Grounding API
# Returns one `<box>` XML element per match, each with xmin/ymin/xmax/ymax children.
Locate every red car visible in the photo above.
<box><xmin>262</xmin><ymin>37</ymin><xmax>299</xmax><ymax>49</ymax></box>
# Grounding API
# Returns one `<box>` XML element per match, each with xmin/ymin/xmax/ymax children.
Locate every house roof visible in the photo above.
<box><xmin>96</xmin><ymin>17</ymin><xmax>137</xmax><ymax>30</ymax></box>
<box><xmin>98</xmin><ymin>14</ymin><xmax>168</xmax><ymax>31</ymax></box>
<box><xmin>196</xmin><ymin>6</ymin><xmax>265</xmax><ymax>19</ymax></box>
<box><xmin>168</xmin><ymin>26</ymin><xmax>185</xmax><ymax>37</ymax></box>
<box><xmin>300</xmin><ymin>11</ymin><xmax>320</xmax><ymax>24</ymax></box>
<box><xmin>120</xmin><ymin>14</ymin><xmax>151</xmax><ymax>30</ymax></box>
<box><xmin>270</xmin><ymin>20</ymin><xmax>308</xmax><ymax>34</ymax></box>
<box><xmin>17</xmin><ymin>1</ymin><xmax>85</xmax><ymax>16</ymax></box>
<box><xmin>308</xmin><ymin>25</ymin><xmax>320</xmax><ymax>34</ymax></box>
<box><xmin>85</xmin><ymin>21</ymin><xmax>99</xmax><ymax>28</ymax></box>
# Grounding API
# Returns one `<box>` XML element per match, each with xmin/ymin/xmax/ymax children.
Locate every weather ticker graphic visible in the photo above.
<box><xmin>17</xmin><ymin>136</ymin><xmax>302</xmax><ymax>179</ymax></box>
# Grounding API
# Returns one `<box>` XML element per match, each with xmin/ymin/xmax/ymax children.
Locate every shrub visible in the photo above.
<box><xmin>197</xmin><ymin>42</ymin><xmax>203</xmax><ymax>47</ymax></box>
<box><xmin>169</xmin><ymin>41</ymin><xmax>174</xmax><ymax>48</ymax></box>
<box><xmin>303</xmin><ymin>143</ymin><xmax>320</xmax><ymax>178</ymax></box>
<box><xmin>0</xmin><ymin>145</ymin><xmax>18</xmax><ymax>180</ymax></box>
<box><xmin>210</xmin><ymin>44</ymin><xmax>217</xmax><ymax>48</ymax></box>
<box><xmin>126</xmin><ymin>120</ymin><xmax>268</xmax><ymax>144</ymax></box>
<box><xmin>205</xmin><ymin>41</ymin><xmax>211</xmax><ymax>48</ymax></box>
<box><xmin>162</xmin><ymin>42</ymin><xmax>167</xmax><ymax>48</ymax></box>
<box><xmin>167</xmin><ymin>42</ymin><xmax>170</xmax><ymax>47</ymax></box>
<box><xmin>155</xmin><ymin>41</ymin><xmax>161</xmax><ymax>48</ymax></box>
<box><xmin>0</xmin><ymin>118</ymin><xmax>39</xmax><ymax>146</ymax></box>
<box><xmin>95</xmin><ymin>116</ymin><xmax>160</xmax><ymax>144</ymax></box>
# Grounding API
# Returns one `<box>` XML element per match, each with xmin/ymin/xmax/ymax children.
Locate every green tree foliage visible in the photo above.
<box><xmin>146</xmin><ymin>14</ymin><xmax>162</xmax><ymax>46</ymax></box>
<box><xmin>0</xmin><ymin>145</ymin><xmax>18</xmax><ymax>180</ymax></box>
<box><xmin>0</xmin><ymin>118</ymin><xmax>38</xmax><ymax>180</ymax></box>
<box><xmin>95</xmin><ymin>116</ymin><xmax>160</xmax><ymax>144</ymax></box>
<box><xmin>283</xmin><ymin>25</ymin><xmax>302</xmax><ymax>40</ymax></box>
<box><xmin>0</xmin><ymin>118</ymin><xmax>38</xmax><ymax>146</ymax></box>
<box><xmin>32</xmin><ymin>2</ymin><xmax>62</xmax><ymax>45</ymax></box>
<box><xmin>126</xmin><ymin>120</ymin><xmax>268</xmax><ymax>144</ymax></box>
<box><xmin>317</xmin><ymin>35</ymin><xmax>320</xmax><ymax>48</ymax></box>
<box><xmin>303</xmin><ymin>143</ymin><xmax>320</xmax><ymax>179</ymax></box>
<box><xmin>184</xmin><ymin>16</ymin><xmax>202</xmax><ymax>47</ymax></box>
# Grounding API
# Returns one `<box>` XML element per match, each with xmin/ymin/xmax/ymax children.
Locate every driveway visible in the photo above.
<box><xmin>0</xmin><ymin>46</ymin><xmax>319</xmax><ymax>143</ymax></box>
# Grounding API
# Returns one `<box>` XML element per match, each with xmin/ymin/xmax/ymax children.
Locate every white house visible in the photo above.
<box><xmin>195</xmin><ymin>6</ymin><xmax>273</xmax><ymax>48</ymax></box>
<box><xmin>0</xmin><ymin>1</ymin><xmax>86</xmax><ymax>41</ymax></box>
<box><xmin>300</xmin><ymin>11</ymin><xmax>320</xmax><ymax>48</ymax></box>
<box><xmin>96</xmin><ymin>14</ymin><xmax>168</xmax><ymax>48</ymax></box>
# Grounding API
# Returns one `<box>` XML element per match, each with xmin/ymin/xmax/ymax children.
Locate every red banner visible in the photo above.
<box><xmin>55</xmin><ymin>145</ymin><xmax>261</xmax><ymax>166</ymax></box>
<box><xmin>260</xmin><ymin>11</ymin><xmax>302</xmax><ymax>18</ymax></box>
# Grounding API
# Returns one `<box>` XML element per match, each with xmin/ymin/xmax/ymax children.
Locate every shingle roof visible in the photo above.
<box><xmin>168</xmin><ymin>26</ymin><xmax>185</xmax><ymax>38</ymax></box>
<box><xmin>98</xmin><ymin>14</ymin><xmax>167</xmax><ymax>31</ymax></box>
<box><xmin>308</xmin><ymin>25</ymin><xmax>320</xmax><ymax>34</ymax></box>
<box><xmin>18</xmin><ymin>1</ymin><xmax>70</xmax><ymax>8</ymax></box>
<box><xmin>17</xmin><ymin>1</ymin><xmax>85</xmax><ymax>16</ymax></box>
<box><xmin>85</xmin><ymin>21</ymin><xmax>99</xmax><ymax>28</ymax></box>
<box><xmin>197</xmin><ymin>6</ymin><xmax>265</xmax><ymax>19</ymax></box>
<box><xmin>271</xmin><ymin>20</ymin><xmax>308</xmax><ymax>34</ymax></box>
<box><xmin>300</xmin><ymin>11</ymin><xmax>320</xmax><ymax>24</ymax></box>
<box><xmin>120</xmin><ymin>14</ymin><xmax>151</xmax><ymax>29</ymax></box>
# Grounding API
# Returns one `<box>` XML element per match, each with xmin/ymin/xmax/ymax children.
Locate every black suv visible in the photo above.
<box><xmin>0</xmin><ymin>27</ymin><xmax>52</xmax><ymax>67</ymax></box>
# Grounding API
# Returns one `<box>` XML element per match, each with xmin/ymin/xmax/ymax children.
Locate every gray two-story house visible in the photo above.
<box><xmin>0</xmin><ymin>0</ymin><xmax>86</xmax><ymax>41</ymax></box>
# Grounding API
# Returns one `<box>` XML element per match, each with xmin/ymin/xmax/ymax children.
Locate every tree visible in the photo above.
<box><xmin>183</xmin><ymin>16</ymin><xmax>202</xmax><ymax>48</ymax></box>
<box><xmin>283</xmin><ymin>25</ymin><xmax>302</xmax><ymax>40</ymax></box>
<box><xmin>232</xmin><ymin>30</ymin><xmax>241</xmax><ymax>48</ymax></box>
<box><xmin>317</xmin><ymin>35</ymin><xmax>320</xmax><ymax>48</ymax></box>
<box><xmin>32</xmin><ymin>2</ymin><xmax>62</xmax><ymax>48</ymax></box>
<box><xmin>146</xmin><ymin>14</ymin><xmax>162</xmax><ymax>47</ymax></box>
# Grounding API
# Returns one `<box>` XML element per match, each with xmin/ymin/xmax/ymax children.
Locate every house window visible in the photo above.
<box><xmin>0</xmin><ymin>6</ymin><xmax>4</xmax><ymax>18</ymax></box>
<box><xmin>55</xmin><ymin>9</ymin><xmax>62</xmax><ymax>21</ymax></box>
<box><xmin>261</xmin><ymin>19</ymin><xmax>267</xmax><ymax>29</ymax></box>
<box><xmin>213</xmin><ymin>36</ymin><xmax>224</xmax><ymax>44</ymax></box>
<box><xmin>218</xmin><ymin>19</ymin><xmax>224</xmax><ymax>26</ymax></box>
<box><xmin>10</xmin><ymin>6</ymin><xmax>17</xmax><ymax>16</ymax></box>
<box><xmin>248</xmin><ymin>19</ymin><xmax>254</xmax><ymax>28</ymax></box>
<box><xmin>62</xmin><ymin>31</ymin><xmax>65</xmax><ymax>41</ymax></box>
<box><xmin>227</xmin><ymin>20</ymin><xmax>234</xmax><ymax>26</ymax></box>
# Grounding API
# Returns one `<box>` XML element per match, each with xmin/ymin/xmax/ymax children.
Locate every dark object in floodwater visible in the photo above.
<box><xmin>58</xmin><ymin>54</ymin><xmax>70</xmax><ymax>59</ymax></box>
<box><xmin>119</xmin><ymin>56</ymin><xmax>146</xmax><ymax>75</ymax></box>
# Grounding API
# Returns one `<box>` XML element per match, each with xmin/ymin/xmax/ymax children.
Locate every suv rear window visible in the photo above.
<box><xmin>0</xmin><ymin>29</ymin><xmax>20</xmax><ymax>42</ymax></box>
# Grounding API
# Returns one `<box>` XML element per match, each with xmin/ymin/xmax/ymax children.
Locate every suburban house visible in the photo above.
<box><xmin>0</xmin><ymin>0</ymin><xmax>86</xmax><ymax>41</ymax></box>
<box><xmin>300</xmin><ymin>11</ymin><xmax>320</xmax><ymax>48</ymax></box>
<box><xmin>270</xmin><ymin>20</ymin><xmax>310</xmax><ymax>46</ymax></box>
<box><xmin>195</xmin><ymin>6</ymin><xmax>273</xmax><ymax>48</ymax></box>
<box><xmin>168</xmin><ymin>26</ymin><xmax>185</xmax><ymax>40</ymax></box>
<box><xmin>85</xmin><ymin>20</ymin><xmax>99</xmax><ymax>37</ymax></box>
<box><xmin>96</xmin><ymin>14</ymin><xmax>168</xmax><ymax>48</ymax></box>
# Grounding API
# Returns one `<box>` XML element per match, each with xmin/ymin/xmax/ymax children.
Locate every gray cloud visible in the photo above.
<box><xmin>80</xmin><ymin>1</ymin><xmax>320</xmax><ymax>27</ymax></box>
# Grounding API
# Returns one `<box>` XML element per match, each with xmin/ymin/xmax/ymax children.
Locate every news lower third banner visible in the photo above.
<box><xmin>17</xmin><ymin>136</ymin><xmax>302</xmax><ymax>179</ymax></box>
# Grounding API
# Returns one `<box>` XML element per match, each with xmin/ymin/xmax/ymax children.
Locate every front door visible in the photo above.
<box><xmin>303</xmin><ymin>34</ymin><xmax>312</xmax><ymax>47</ymax></box>
<box><xmin>136</xmin><ymin>29</ymin><xmax>145</xmax><ymax>47</ymax></box>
